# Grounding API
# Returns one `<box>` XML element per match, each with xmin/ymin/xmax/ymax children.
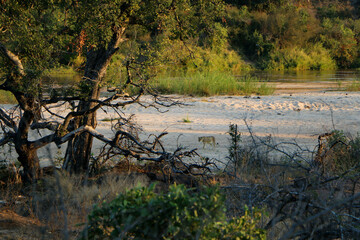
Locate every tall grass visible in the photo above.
<box><xmin>153</xmin><ymin>72</ymin><xmax>274</xmax><ymax>96</ymax></box>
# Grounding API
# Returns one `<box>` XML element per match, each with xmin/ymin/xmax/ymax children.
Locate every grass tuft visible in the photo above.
<box><xmin>182</xmin><ymin>114</ymin><xmax>192</xmax><ymax>123</ymax></box>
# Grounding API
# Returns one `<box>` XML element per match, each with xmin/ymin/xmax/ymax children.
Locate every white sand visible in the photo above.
<box><xmin>2</xmin><ymin>91</ymin><xmax>360</xmax><ymax>165</ymax></box>
<box><xmin>94</xmin><ymin>91</ymin><xmax>360</xmax><ymax>161</ymax></box>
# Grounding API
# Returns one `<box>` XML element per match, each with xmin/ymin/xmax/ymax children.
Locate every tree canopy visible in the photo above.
<box><xmin>0</xmin><ymin>0</ymin><xmax>225</xmax><ymax>181</ymax></box>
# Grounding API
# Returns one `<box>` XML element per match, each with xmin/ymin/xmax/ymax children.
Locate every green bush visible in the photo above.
<box><xmin>320</xmin><ymin>21</ymin><xmax>358</xmax><ymax>68</ymax></box>
<box><xmin>263</xmin><ymin>46</ymin><xmax>336</xmax><ymax>71</ymax></box>
<box><xmin>225</xmin><ymin>2</ymin><xmax>360</xmax><ymax>70</ymax></box>
<box><xmin>81</xmin><ymin>184</ymin><xmax>266</xmax><ymax>240</ymax></box>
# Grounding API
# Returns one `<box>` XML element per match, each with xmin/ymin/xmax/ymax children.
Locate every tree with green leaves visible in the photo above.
<box><xmin>0</xmin><ymin>0</ymin><xmax>225</xmax><ymax>181</ymax></box>
<box><xmin>0</xmin><ymin>1</ymin><xmax>71</xmax><ymax>181</ymax></box>
<box><xmin>61</xmin><ymin>0</ymin><xmax>226</xmax><ymax>174</ymax></box>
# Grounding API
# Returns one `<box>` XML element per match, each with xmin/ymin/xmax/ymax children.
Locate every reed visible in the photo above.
<box><xmin>153</xmin><ymin>72</ymin><xmax>274</xmax><ymax>96</ymax></box>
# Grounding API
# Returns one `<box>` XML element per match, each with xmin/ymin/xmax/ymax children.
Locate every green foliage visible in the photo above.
<box><xmin>262</xmin><ymin>45</ymin><xmax>336</xmax><ymax>71</ymax></box>
<box><xmin>225</xmin><ymin>1</ymin><xmax>360</xmax><ymax>70</ymax></box>
<box><xmin>1</xmin><ymin>0</ymin><xmax>228</xmax><ymax>96</ymax></box>
<box><xmin>182</xmin><ymin>114</ymin><xmax>191</xmax><ymax>123</ymax></box>
<box><xmin>151</xmin><ymin>39</ymin><xmax>251</xmax><ymax>76</ymax></box>
<box><xmin>0</xmin><ymin>0</ymin><xmax>72</xmax><ymax>97</ymax></box>
<box><xmin>81</xmin><ymin>184</ymin><xmax>266</xmax><ymax>240</ymax></box>
<box><xmin>317</xmin><ymin>2</ymin><xmax>353</xmax><ymax>20</ymax></box>
<box><xmin>319</xmin><ymin>18</ymin><xmax>358</xmax><ymax>68</ymax></box>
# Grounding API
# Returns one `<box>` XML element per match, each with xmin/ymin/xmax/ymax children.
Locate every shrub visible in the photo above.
<box><xmin>263</xmin><ymin>46</ymin><xmax>336</xmax><ymax>71</ymax></box>
<box><xmin>320</xmin><ymin>130</ymin><xmax>360</xmax><ymax>173</ymax></box>
<box><xmin>225</xmin><ymin>124</ymin><xmax>273</xmax><ymax>176</ymax></box>
<box><xmin>153</xmin><ymin>39</ymin><xmax>251</xmax><ymax>75</ymax></box>
<box><xmin>320</xmin><ymin>21</ymin><xmax>358</xmax><ymax>68</ymax></box>
<box><xmin>81</xmin><ymin>184</ymin><xmax>266</xmax><ymax>240</ymax></box>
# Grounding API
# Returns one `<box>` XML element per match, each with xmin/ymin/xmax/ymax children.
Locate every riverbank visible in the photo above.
<box><xmin>110</xmin><ymin>91</ymin><xmax>360</xmax><ymax>163</ymax></box>
<box><xmin>4</xmin><ymin>90</ymin><xmax>356</xmax><ymax>167</ymax></box>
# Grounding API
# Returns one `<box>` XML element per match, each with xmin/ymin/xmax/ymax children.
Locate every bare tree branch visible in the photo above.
<box><xmin>0</xmin><ymin>133</ymin><xmax>14</xmax><ymax>146</ymax></box>
<box><xmin>0</xmin><ymin>108</ymin><xmax>17</xmax><ymax>130</ymax></box>
<box><xmin>30</xmin><ymin>121</ymin><xmax>59</xmax><ymax>131</ymax></box>
<box><xmin>280</xmin><ymin>192</ymin><xmax>360</xmax><ymax>240</ymax></box>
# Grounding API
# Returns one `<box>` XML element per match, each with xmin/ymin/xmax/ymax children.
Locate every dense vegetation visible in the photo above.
<box><xmin>98</xmin><ymin>0</ymin><xmax>360</xmax><ymax>80</ymax></box>
<box><xmin>1</xmin><ymin>1</ymin><xmax>360</xmax><ymax>239</ymax></box>
<box><xmin>82</xmin><ymin>184</ymin><xmax>265</xmax><ymax>239</ymax></box>
<box><xmin>68</xmin><ymin>0</ymin><xmax>360</xmax><ymax>96</ymax></box>
<box><xmin>2</xmin><ymin>0</ymin><xmax>360</xmax><ymax>101</ymax></box>
<box><xmin>225</xmin><ymin>0</ymin><xmax>360</xmax><ymax>70</ymax></box>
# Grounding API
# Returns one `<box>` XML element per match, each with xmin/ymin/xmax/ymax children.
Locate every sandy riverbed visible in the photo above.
<box><xmin>113</xmin><ymin>92</ymin><xmax>360</xmax><ymax>161</ymax></box>
<box><xmin>2</xmin><ymin>91</ymin><xmax>360</xmax><ymax>166</ymax></box>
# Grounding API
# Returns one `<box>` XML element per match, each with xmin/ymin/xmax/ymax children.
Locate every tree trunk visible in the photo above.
<box><xmin>63</xmin><ymin>76</ymin><xmax>100</xmax><ymax>174</ymax></box>
<box><xmin>63</xmin><ymin>28</ymin><xmax>125</xmax><ymax>173</ymax></box>
<box><xmin>16</xmin><ymin>142</ymin><xmax>41</xmax><ymax>183</ymax></box>
<box><xmin>15</xmin><ymin>107</ymin><xmax>41</xmax><ymax>182</ymax></box>
<box><xmin>0</xmin><ymin>44</ymin><xmax>42</xmax><ymax>182</ymax></box>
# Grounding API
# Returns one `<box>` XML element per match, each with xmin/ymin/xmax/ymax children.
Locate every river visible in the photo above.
<box><xmin>48</xmin><ymin>70</ymin><xmax>360</xmax><ymax>93</ymax></box>
<box><xmin>1</xmin><ymin>70</ymin><xmax>360</xmax><ymax>168</ymax></box>
<box><xmin>248</xmin><ymin>70</ymin><xmax>360</xmax><ymax>93</ymax></box>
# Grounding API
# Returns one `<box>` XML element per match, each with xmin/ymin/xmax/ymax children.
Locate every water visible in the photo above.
<box><xmin>249</xmin><ymin>70</ymin><xmax>360</xmax><ymax>83</ymax></box>
<box><xmin>42</xmin><ymin>70</ymin><xmax>360</xmax><ymax>96</ymax></box>
<box><xmin>239</xmin><ymin>70</ymin><xmax>360</xmax><ymax>93</ymax></box>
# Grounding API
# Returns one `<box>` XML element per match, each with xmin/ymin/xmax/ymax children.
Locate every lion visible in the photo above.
<box><xmin>198</xmin><ymin>136</ymin><xmax>216</xmax><ymax>149</ymax></box>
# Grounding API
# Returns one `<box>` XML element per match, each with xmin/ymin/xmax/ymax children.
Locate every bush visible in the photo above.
<box><xmin>263</xmin><ymin>46</ymin><xmax>336</xmax><ymax>71</ymax></box>
<box><xmin>225</xmin><ymin>124</ymin><xmax>273</xmax><ymax>177</ymax></box>
<box><xmin>154</xmin><ymin>39</ymin><xmax>251</xmax><ymax>75</ymax></box>
<box><xmin>81</xmin><ymin>184</ymin><xmax>266</xmax><ymax>240</ymax></box>
<box><xmin>320</xmin><ymin>20</ymin><xmax>358</xmax><ymax>68</ymax></box>
<box><xmin>320</xmin><ymin>130</ymin><xmax>360</xmax><ymax>173</ymax></box>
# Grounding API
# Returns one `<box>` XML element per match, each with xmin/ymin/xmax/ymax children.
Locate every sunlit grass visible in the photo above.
<box><xmin>0</xmin><ymin>90</ymin><xmax>17</xmax><ymax>104</ymax></box>
<box><xmin>152</xmin><ymin>72</ymin><xmax>274</xmax><ymax>96</ymax></box>
<box><xmin>238</xmin><ymin>75</ymin><xmax>275</xmax><ymax>95</ymax></box>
